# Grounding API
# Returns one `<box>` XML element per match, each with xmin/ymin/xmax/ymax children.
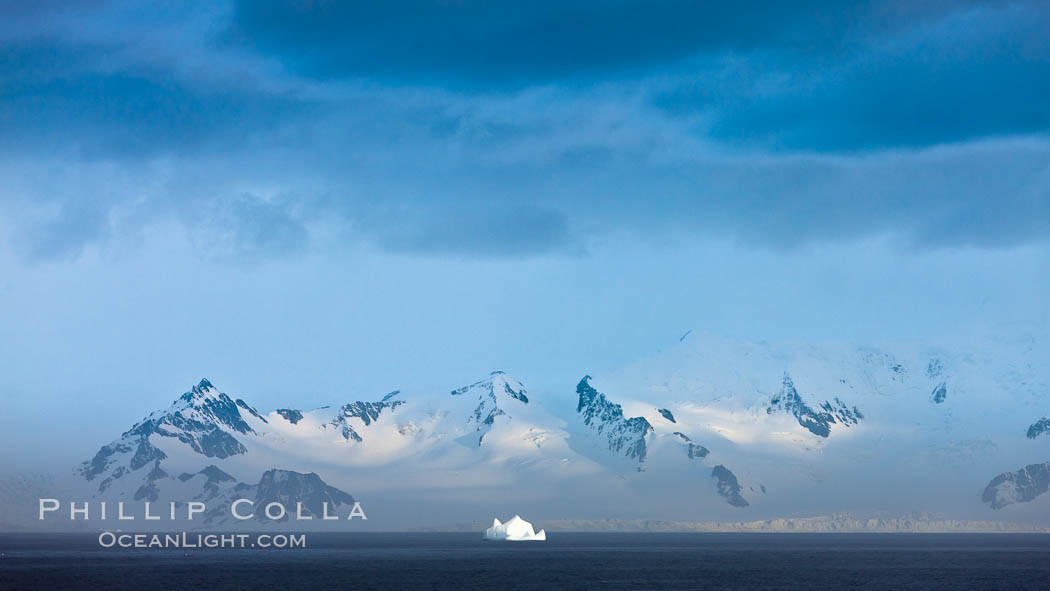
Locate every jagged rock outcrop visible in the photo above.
<box><xmin>252</xmin><ymin>469</ymin><xmax>356</xmax><ymax>520</ymax></box>
<box><xmin>767</xmin><ymin>374</ymin><xmax>862</xmax><ymax>438</ymax></box>
<box><xmin>982</xmin><ymin>462</ymin><xmax>1050</xmax><ymax>509</ymax></box>
<box><xmin>576</xmin><ymin>376</ymin><xmax>653</xmax><ymax>463</ymax></box>
<box><xmin>276</xmin><ymin>409</ymin><xmax>304</xmax><ymax>424</ymax></box>
<box><xmin>926</xmin><ymin>358</ymin><xmax>945</xmax><ymax>379</ymax></box>
<box><xmin>178</xmin><ymin>465</ymin><xmax>237</xmax><ymax>500</ymax></box>
<box><xmin>1027</xmin><ymin>418</ymin><xmax>1050</xmax><ymax>439</ymax></box>
<box><xmin>331</xmin><ymin>397</ymin><xmax>404</xmax><ymax>442</ymax></box>
<box><xmin>711</xmin><ymin>465</ymin><xmax>748</xmax><ymax>507</ymax></box>
<box><xmin>931</xmin><ymin>382</ymin><xmax>947</xmax><ymax>404</ymax></box>
<box><xmin>673</xmin><ymin>432</ymin><xmax>709</xmax><ymax>459</ymax></box>
<box><xmin>192</xmin><ymin>469</ymin><xmax>356</xmax><ymax>525</ymax></box>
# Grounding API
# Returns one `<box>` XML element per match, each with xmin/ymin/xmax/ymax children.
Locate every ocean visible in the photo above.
<box><xmin>2</xmin><ymin>533</ymin><xmax>1049</xmax><ymax>590</ymax></box>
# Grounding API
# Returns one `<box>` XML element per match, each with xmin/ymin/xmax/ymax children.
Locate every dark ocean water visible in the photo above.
<box><xmin>2</xmin><ymin>533</ymin><xmax>1050</xmax><ymax>590</ymax></box>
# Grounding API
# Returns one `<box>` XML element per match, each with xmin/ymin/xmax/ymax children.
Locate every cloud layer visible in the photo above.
<box><xmin>0</xmin><ymin>0</ymin><xmax>1047</xmax><ymax>260</ymax></box>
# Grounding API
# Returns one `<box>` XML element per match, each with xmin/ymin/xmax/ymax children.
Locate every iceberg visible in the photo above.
<box><xmin>483</xmin><ymin>515</ymin><xmax>547</xmax><ymax>541</ymax></box>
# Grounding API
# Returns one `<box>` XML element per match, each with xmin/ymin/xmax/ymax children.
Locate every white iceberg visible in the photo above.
<box><xmin>483</xmin><ymin>515</ymin><xmax>547</xmax><ymax>541</ymax></box>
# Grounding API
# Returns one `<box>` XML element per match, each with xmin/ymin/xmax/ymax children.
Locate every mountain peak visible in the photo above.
<box><xmin>169</xmin><ymin>379</ymin><xmax>257</xmax><ymax>436</ymax></box>
<box><xmin>451</xmin><ymin>372</ymin><xmax>529</xmax><ymax>405</ymax></box>
<box><xmin>177</xmin><ymin>379</ymin><xmax>223</xmax><ymax>406</ymax></box>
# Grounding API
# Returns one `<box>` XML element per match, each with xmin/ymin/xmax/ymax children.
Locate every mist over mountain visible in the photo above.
<box><xmin>3</xmin><ymin>333</ymin><xmax>1047</xmax><ymax>531</ymax></box>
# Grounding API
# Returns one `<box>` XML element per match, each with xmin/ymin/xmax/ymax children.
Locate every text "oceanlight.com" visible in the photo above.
<box><xmin>97</xmin><ymin>532</ymin><xmax>306</xmax><ymax>549</ymax></box>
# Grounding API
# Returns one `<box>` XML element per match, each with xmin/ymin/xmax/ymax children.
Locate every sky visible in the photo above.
<box><xmin>0</xmin><ymin>0</ymin><xmax>1048</xmax><ymax>470</ymax></box>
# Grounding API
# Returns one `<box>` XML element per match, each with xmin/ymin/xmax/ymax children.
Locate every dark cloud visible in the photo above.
<box><xmin>0</xmin><ymin>0</ymin><xmax>1048</xmax><ymax>263</ymax></box>
<box><xmin>661</xmin><ymin>4</ymin><xmax>1050</xmax><ymax>150</ymax></box>
<box><xmin>225</xmin><ymin>1</ymin><xmax>1050</xmax><ymax>150</ymax></box>
<box><xmin>0</xmin><ymin>39</ymin><xmax>313</xmax><ymax>157</ymax></box>
<box><xmin>226</xmin><ymin>0</ymin><xmax>964</xmax><ymax>86</ymax></box>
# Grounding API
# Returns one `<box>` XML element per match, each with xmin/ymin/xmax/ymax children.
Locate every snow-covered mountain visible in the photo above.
<box><xmin>6</xmin><ymin>333</ymin><xmax>1048</xmax><ymax>530</ymax></box>
<box><xmin>59</xmin><ymin>372</ymin><xmax>591</xmax><ymax>528</ymax></box>
<box><xmin>78</xmin><ymin>379</ymin><xmax>262</xmax><ymax>501</ymax></box>
<box><xmin>580</xmin><ymin>333</ymin><xmax>1050</xmax><ymax>520</ymax></box>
